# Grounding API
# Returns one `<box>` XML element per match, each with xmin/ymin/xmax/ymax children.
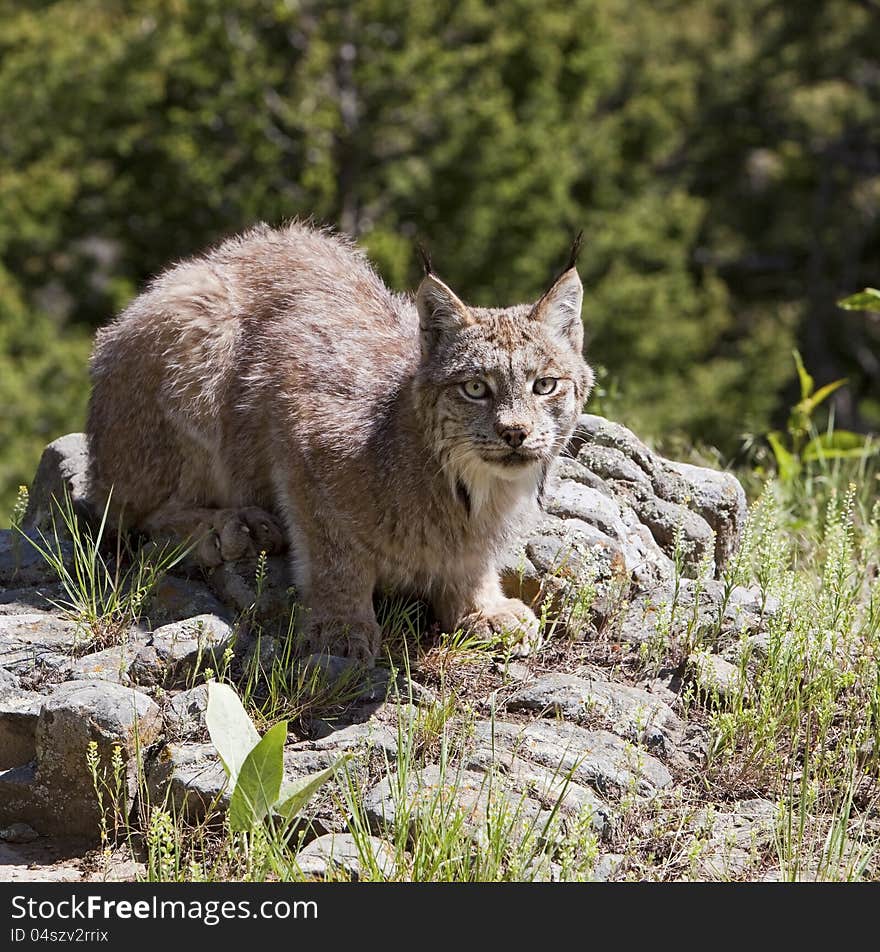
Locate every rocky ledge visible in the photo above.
<box><xmin>1</xmin><ymin>415</ymin><xmax>776</xmax><ymax>880</ymax></box>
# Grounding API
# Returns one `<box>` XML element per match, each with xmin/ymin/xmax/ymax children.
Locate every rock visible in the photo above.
<box><xmin>150</xmin><ymin>719</ymin><xmax>392</xmax><ymax>823</ymax></box>
<box><xmin>0</xmin><ymin>689</ymin><xmax>43</xmax><ymax>768</ymax></box>
<box><xmin>689</xmin><ymin>651</ymin><xmax>746</xmax><ymax>703</ymax></box>
<box><xmin>68</xmin><ymin>642</ymin><xmax>143</xmax><ymax>685</ymax></box>
<box><xmin>0</xmin><ymin>586</ymin><xmax>66</xmax><ymax>617</ymax></box>
<box><xmin>22</xmin><ymin>433</ymin><xmax>91</xmax><ymax>532</ymax></box>
<box><xmin>147</xmin><ymin>743</ymin><xmax>229</xmax><ymax>820</ymax></box>
<box><xmin>0</xmin><ymin>614</ymin><xmax>81</xmax><ymax>677</ymax></box>
<box><xmin>692</xmin><ymin>798</ymin><xmax>775</xmax><ymax>880</ymax></box>
<box><xmin>294</xmin><ymin>832</ymin><xmax>397</xmax><ymax>881</ymax></box>
<box><xmin>543</xmin><ymin>480</ymin><xmax>629</xmax><ymax>540</ymax></box>
<box><xmin>666</xmin><ymin>461</ymin><xmax>748</xmax><ymax>572</ymax></box>
<box><xmin>362</xmin><ymin>764</ymin><xmax>552</xmax><ymax>847</ymax></box>
<box><xmin>0</xmin><ymin>667</ymin><xmax>20</xmax><ymax>696</ymax></box>
<box><xmin>623</xmin><ymin>487</ymin><xmax>716</xmax><ymax>574</ymax></box>
<box><xmin>0</xmin><ymin>530</ymin><xmax>75</xmax><ymax>588</ymax></box>
<box><xmin>463</xmin><ymin>739</ymin><xmax>611</xmax><ymax>836</ymax></box>
<box><xmin>0</xmin><ymin>821</ymin><xmax>39</xmax><ymax>844</ymax></box>
<box><xmin>591</xmin><ymin>852</ymin><xmax>625</xmax><ymax>882</ymax></box>
<box><xmin>0</xmin><ymin>680</ymin><xmax>163</xmax><ymax>838</ymax></box>
<box><xmin>296</xmin><ymin>654</ymin><xmax>393</xmax><ymax>703</ymax></box>
<box><xmin>145</xmin><ymin>577</ymin><xmax>232</xmax><ymax>627</ymax></box>
<box><xmin>497</xmin><ymin>660</ymin><xmax>532</xmax><ymax>683</ymax></box>
<box><xmin>557</xmin><ymin>413</ymin><xmax>746</xmax><ymax>580</ymax></box>
<box><xmin>610</xmin><ymin>577</ymin><xmax>755</xmax><ymax>654</ymax></box>
<box><xmin>469</xmin><ymin>719</ymin><xmax>672</xmax><ymax>798</ymax></box>
<box><xmin>164</xmin><ymin>685</ymin><xmax>210</xmax><ymax>740</ymax></box>
<box><xmin>294</xmin><ymin>720</ymin><xmax>399</xmax><ymax>759</ymax></box>
<box><xmin>129</xmin><ymin>614</ymin><xmax>234</xmax><ymax>686</ymax></box>
<box><xmin>505</xmin><ymin>671</ymin><xmax>683</xmax><ymax>753</ymax></box>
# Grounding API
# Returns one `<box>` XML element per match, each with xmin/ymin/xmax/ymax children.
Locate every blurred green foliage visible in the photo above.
<box><xmin>0</xmin><ymin>0</ymin><xmax>878</xmax><ymax>514</ymax></box>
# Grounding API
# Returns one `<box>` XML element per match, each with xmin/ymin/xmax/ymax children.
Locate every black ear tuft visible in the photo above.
<box><xmin>566</xmin><ymin>230</ymin><xmax>584</xmax><ymax>273</ymax></box>
<box><xmin>416</xmin><ymin>242</ymin><xmax>433</xmax><ymax>277</ymax></box>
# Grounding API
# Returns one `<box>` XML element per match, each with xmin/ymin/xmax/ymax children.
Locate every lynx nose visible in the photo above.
<box><xmin>499</xmin><ymin>426</ymin><xmax>528</xmax><ymax>449</ymax></box>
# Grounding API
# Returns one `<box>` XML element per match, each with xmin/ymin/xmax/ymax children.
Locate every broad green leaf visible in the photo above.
<box><xmin>838</xmin><ymin>289</ymin><xmax>880</xmax><ymax>312</ymax></box>
<box><xmin>767</xmin><ymin>431</ymin><xmax>799</xmax><ymax>482</ymax></box>
<box><xmin>799</xmin><ymin>378</ymin><xmax>847</xmax><ymax>415</ymax></box>
<box><xmin>792</xmin><ymin>349</ymin><xmax>813</xmax><ymax>401</ymax></box>
<box><xmin>228</xmin><ymin>720</ymin><xmax>287</xmax><ymax>832</ymax></box>
<box><xmin>274</xmin><ymin>756</ymin><xmax>350</xmax><ymax>821</ymax></box>
<box><xmin>803</xmin><ymin>431</ymin><xmax>878</xmax><ymax>462</ymax></box>
<box><xmin>205</xmin><ymin>681</ymin><xmax>261</xmax><ymax>786</ymax></box>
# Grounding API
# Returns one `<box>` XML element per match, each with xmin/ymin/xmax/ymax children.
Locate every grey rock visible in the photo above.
<box><xmin>362</xmin><ymin>764</ymin><xmax>552</xmax><ymax>847</ymax></box>
<box><xmin>296</xmin><ymin>654</ymin><xmax>393</xmax><ymax>703</ymax></box>
<box><xmin>741</xmin><ymin>626</ymin><xmax>796</xmax><ymax>662</ymax></box>
<box><xmin>0</xmin><ymin>689</ymin><xmax>43</xmax><ymax>769</ymax></box>
<box><xmin>129</xmin><ymin>614</ymin><xmax>234</xmax><ymax>687</ymax></box>
<box><xmin>497</xmin><ymin>660</ymin><xmax>532</xmax><ymax>683</ymax></box>
<box><xmin>689</xmin><ymin>651</ymin><xmax>746</xmax><ymax>703</ymax></box>
<box><xmin>543</xmin><ymin>479</ymin><xmax>629</xmax><ymax>541</ymax></box>
<box><xmin>147</xmin><ymin>743</ymin><xmax>229</xmax><ymax>821</ymax></box>
<box><xmin>591</xmin><ymin>852</ymin><xmax>625</xmax><ymax>882</ymax></box>
<box><xmin>0</xmin><ymin>614</ymin><xmax>81</xmax><ymax>676</ymax></box>
<box><xmin>549</xmin><ymin>414</ymin><xmax>748</xmax><ymax>581</ymax></box>
<box><xmin>463</xmin><ymin>740</ymin><xmax>611</xmax><ymax>836</ymax></box>
<box><xmin>576</xmin><ymin>443</ymin><xmax>654</xmax><ymax>493</ymax></box>
<box><xmin>613</xmin><ymin>596</ymin><xmax>671</xmax><ymax>647</ymax></box>
<box><xmin>164</xmin><ymin>685</ymin><xmax>210</xmax><ymax>740</ymax></box>
<box><xmin>0</xmin><ymin>530</ymin><xmax>75</xmax><ymax>589</ymax></box>
<box><xmin>692</xmin><ymin>798</ymin><xmax>775</xmax><ymax>880</ymax></box>
<box><xmin>525</xmin><ymin>518</ymin><xmax>626</xmax><ymax>589</ymax></box>
<box><xmin>22</xmin><ymin>433</ymin><xmax>91</xmax><ymax>533</ymax></box>
<box><xmin>145</xmin><ymin>576</ymin><xmax>232</xmax><ymax>627</ymax></box>
<box><xmin>0</xmin><ymin>586</ymin><xmax>66</xmax><ymax>617</ymax></box>
<box><xmin>570</xmin><ymin>415</ymin><xmax>658</xmax><ymax>476</ymax></box>
<box><xmin>1</xmin><ymin>821</ymin><xmax>39</xmax><ymax>844</ymax></box>
<box><xmin>506</xmin><ymin>671</ymin><xmax>683</xmax><ymax>753</ymax></box>
<box><xmin>0</xmin><ymin>667</ymin><xmax>20</xmax><ymax>696</ymax></box>
<box><xmin>667</xmin><ymin>460</ymin><xmax>748</xmax><ymax>572</ymax></box>
<box><xmin>68</xmin><ymin>642</ymin><xmax>143</xmax><ymax>685</ymax></box>
<box><xmin>3</xmin><ymin>680</ymin><xmax>164</xmax><ymax>838</ymax></box>
<box><xmin>469</xmin><ymin>719</ymin><xmax>672</xmax><ymax>798</ymax></box>
<box><xmin>294</xmin><ymin>832</ymin><xmax>397</xmax><ymax>881</ymax></box>
<box><xmin>295</xmin><ymin>720</ymin><xmax>399</xmax><ymax>758</ymax></box>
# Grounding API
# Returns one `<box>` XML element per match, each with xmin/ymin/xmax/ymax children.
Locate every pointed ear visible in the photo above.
<box><xmin>532</xmin><ymin>267</ymin><xmax>584</xmax><ymax>353</ymax></box>
<box><xmin>416</xmin><ymin>273</ymin><xmax>473</xmax><ymax>352</ymax></box>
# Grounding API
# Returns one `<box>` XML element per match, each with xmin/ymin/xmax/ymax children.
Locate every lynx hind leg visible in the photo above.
<box><xmin>143</xmin><ymin>505</ymin><xmax>285</xmax><ymax>567</ymax></box>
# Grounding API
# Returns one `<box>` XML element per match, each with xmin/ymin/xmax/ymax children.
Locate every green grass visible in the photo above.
<box><xmin>17</xmin><ymin>489</ymin><xmax>190</xmax><ymax>650</ymax></box>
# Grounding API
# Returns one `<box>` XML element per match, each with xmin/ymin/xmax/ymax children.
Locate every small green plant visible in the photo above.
<box><xmin>767</xmin><ymin>350</ymin><xmax>877</xmax><ymax>483</ymax></box>
<box><xmin>838</xmin><ymin>288</ymin><xmax>880</xmax><ymax>314</ymax></box>
<box><xmin>205</xmin><ymin>681</ymin><xmax>346</xmax><ymax>834</ymax></box>
<box><xmin>86</xmin><ymin>740</ymin><xmax>127</xmax><ymax>852</ymax></box>
<box><xmin>18</xmin><ymin>489</ymin><xmax>190</xmax><ymax>647</ymax></box>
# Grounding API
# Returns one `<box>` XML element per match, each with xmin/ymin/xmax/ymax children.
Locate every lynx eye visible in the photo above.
<box><xmin>533</xmin><ymin>377</ymin><xmax>558</xmax><ymax>396</ymax></box>
<box><xmin>460</xmin><ymin>379</ymin><xmax>490</xmax><ymax>400</ymax></box>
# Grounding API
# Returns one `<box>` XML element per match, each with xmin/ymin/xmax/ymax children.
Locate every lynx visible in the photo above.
<box><xmin>86</xmin><ymin>222</ymin><xmax>593</xmax><ymax>663</ymax></box>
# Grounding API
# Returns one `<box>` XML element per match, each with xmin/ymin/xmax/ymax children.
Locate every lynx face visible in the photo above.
<box><xmin>414</xmin><ymin>267</ymin><xmax>594</xmax><ymax>506</ymax></box>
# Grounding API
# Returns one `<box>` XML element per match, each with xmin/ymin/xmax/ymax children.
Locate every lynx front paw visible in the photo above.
<box><xmin>459</xmin><ymin>598</ymin><xmax>542</xmax><ymax>657</ymax></box>
<box><xmin>302</xmin><ymin>616</ymin><xmax>382</xmax><ymax>666</ymax></box>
